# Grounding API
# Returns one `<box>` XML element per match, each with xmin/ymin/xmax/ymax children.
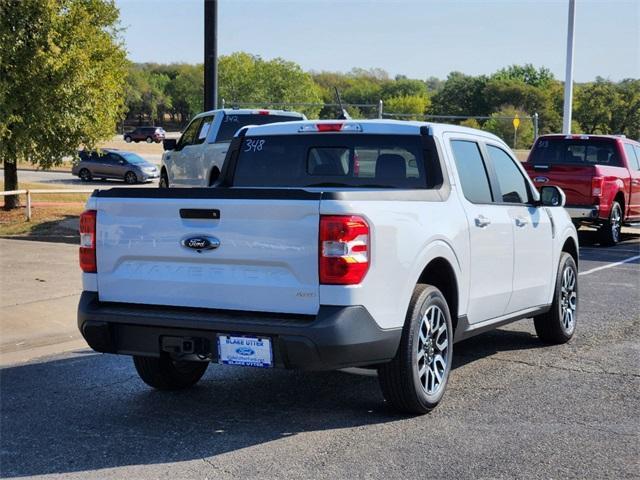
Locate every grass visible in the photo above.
<box><xmin>0</xmin><ymin>180</ymin><xmax>87</xmax><ymax>238</ymax></box>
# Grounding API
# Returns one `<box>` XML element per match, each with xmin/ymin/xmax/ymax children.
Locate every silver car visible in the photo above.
<box><xmin>72</xmin><ymin>149</ymin><xmax>160</xmax><ymax>184</ymax></box>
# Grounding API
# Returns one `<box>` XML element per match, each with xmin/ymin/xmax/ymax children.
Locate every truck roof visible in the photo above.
<box><xmin>193</xmin><ymin>108</ymin><xmax>305</xmax><ymax>119</ymax></box>
<box><xmin>537</xmin><ymin>133</ymin><xmax>638</xmax><ymax>144</ymax></box>
<box><xmin>242</xmin><ymin>119</ymin><xmax>506</xmax><ymax>143</ymax></box>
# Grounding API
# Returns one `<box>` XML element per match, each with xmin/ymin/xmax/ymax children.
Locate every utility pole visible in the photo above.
<box><xmin>562</xmin><ymin>0</ymin><xmax>576</xmax><ymax>134</ymax></box>
<box><xmin>204</xmin><ymin>0</ymin><xmax>218</xmax><ymax>111</ymax></box>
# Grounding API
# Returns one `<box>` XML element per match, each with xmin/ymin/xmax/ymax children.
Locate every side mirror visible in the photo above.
<box><xmin>163</xmin><ymin>138</ymin><xmax>177</xmax><ymax>151</ymax></box>
<box><xmin>540</xmin><ymin>185</ymin><xmax>566</xmax><ymax>207</ymax></box>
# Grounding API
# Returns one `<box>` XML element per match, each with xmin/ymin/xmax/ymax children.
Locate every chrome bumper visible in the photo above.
<box><xmin>565</xmin><ymin>206</ymin><xmax>599</xmax><ymax>219</ymax></box>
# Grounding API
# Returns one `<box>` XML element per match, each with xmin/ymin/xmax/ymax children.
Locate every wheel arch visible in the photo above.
<box><xmin>561</xmin><ymin>235</ymin><xmax>579</xmax><ymax>268</ymax></box>
<box><xmin>415</xmin><ymin>255</ymin><xmax>460</xmax><ymax>332</ymax></box>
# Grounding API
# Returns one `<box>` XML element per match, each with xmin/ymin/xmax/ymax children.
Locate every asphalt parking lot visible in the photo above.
<box><xmin>0</xmin><ymin>230</ymin><xmax>638</xmax><ymax>479</ymax></box>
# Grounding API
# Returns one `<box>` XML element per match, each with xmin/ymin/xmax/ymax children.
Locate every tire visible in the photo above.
<box><xmin>378</xmin><ymin>284</ymin><xmax>453</xmax><ymax>414</ymax></box>
<box><xmin>78</xmin><ymin>168</ymin><xmax>92</xmax><ymax>182</ymax></box>
<box><xmin>599</xmin><ymin>201</ymin><xmax>622</xmax><ymax>246</ymax></box>
<box><xmin>133</xmin><ymin>355</ymin><xmax>209</xmax><ymax>391</ymax></box>
<box><xmin>146</xmin><ymin>136</ymin><xmax>153</xmax><ymax>143</ymax></box>
<box><xmin>534</xmin><ymin>252</ymin><xmax>578</xmax><ymax>344</ymax></box>
<box><xmin>124</xmin><ymin>171</ymin><xmax>138</xmax><ymax>184</ymax></box>
<box><xmin>159</xmin><ymin>171</ymin><xmax>169</xmax><ymax>189</ymax></box>
<box><xmin>124</xmin><ymin>135</ymin><xmax>132</xmax><ymax>143</ymax></box>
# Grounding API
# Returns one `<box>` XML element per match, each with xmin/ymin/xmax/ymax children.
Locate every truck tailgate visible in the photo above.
<box><xmin>525</xmin><ymin>163</ymin><xmax>596</xmax><ymax>205</ymax></box>
<box><xmin>94</xmin><ymin>189</ymin><xmax>321</xmax><ymax>315</ymax></box>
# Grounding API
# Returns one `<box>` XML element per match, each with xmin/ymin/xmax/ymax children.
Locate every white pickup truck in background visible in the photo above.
<box><xmin>160</xmin><ymin>108</ymin><xmax>305</xmax><ymax>188</ymax></box>
<box><xmin>78</xmin><ymin>120</ymin><xmax>578</xmax><ymax>414</ymax></box>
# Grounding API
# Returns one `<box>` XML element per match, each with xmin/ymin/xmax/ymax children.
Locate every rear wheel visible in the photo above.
<box><xmin>534</xmin><ymin>252</ymin><xmax>578</xmax><ymax>344</ymax></box>
<box><xmin>133</xmin><ymin>355</ymin><xmax>208</xmax><ymax>390</ymax></box>
<box><xmin>124</xmin><ymin>135</ymin><xmax>132</xmax><ymax>143</ymax></box>
<box><xmin>378</xmin><ymin>284</ymin><xmax>453</xmax><ymax>414</ymax></box>
<box><xmin>124</xmin><ymin>171</ymin><xmax>138</xmax><ymax>184</ymax></box>
<box><xmin>600</xmin><ymin>201</ymin><xmax>622</xmax><ymax>246</ymax></box>
<box><xmin>79</xmin><ymin>168</ymin><xmax>92</xmax><ymax>182</ymax></box>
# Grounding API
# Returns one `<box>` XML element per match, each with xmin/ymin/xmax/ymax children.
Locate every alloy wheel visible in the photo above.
<box><xmin>610</xmin><ymin>204</ymin><xmax>622</xmax><ymax>243</ymax></box>
<box><xmin>560</xmin><ymin>265</ymin><xmax>577</xmax><ymax>333</ymax></box>
<box><xmin>417</xmin><ymin>305</ymin><xmax>449</xmax><ymax>396</ymax></box>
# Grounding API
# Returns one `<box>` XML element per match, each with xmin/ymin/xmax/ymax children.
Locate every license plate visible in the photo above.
<box><xmin>217</xmin><ymin>335</ymin><xmax>273</xmax><ymax>368</ymax></box>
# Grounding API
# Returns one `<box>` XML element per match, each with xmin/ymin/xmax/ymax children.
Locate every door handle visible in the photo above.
<box><xmin>474</xmin><ymin>215</ymin><xmax>491</xmax><ymax>228</ymax></box>
<box><xmin>515</xmin><ymin>217</ymin><xmax>528</xmax><ymax>227</ymax></box>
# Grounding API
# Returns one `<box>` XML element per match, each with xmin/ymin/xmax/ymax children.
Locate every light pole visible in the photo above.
<box><xmin>562</xmin><ymin>0</ymin><xmax>577</xmax><ymax>134</ymax></box>
<box><xmin>204</xmin><ymin>0</ymin><xmax>218</xmax><ymax>111</ymax></box>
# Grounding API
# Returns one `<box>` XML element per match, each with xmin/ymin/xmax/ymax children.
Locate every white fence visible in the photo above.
<box><xmin>0</xmin><ymin>189</ymin><xmax>94</xmax><ymax>221</ymax></box>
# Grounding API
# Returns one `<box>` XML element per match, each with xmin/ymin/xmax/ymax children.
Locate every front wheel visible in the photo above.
<box><xmin>159</xmin><ymin>171</ymin><xmax>169</xmax><ymax>188</ymax></box>
<box><xmin>133</xmin><ymin>355</ymin><xmax>209</xmax><ymax>390</ymax></box>
<box><xmin>146</xmin><ymin>136</ymin><xmax>153</xmax><ymax>143</ymax></box>
<box><xmin>534</xmin><ymin>252</ymin><xmax>578</xmax><ymax>344</ymax></box>
<box><xmin>124</xmin><ymin>171</ymin><xmax>138</xmax><ymax>184</ymax></box>
<box><xmin>378</xmin><ymin>284</ymin><xmax>453</xmax><ymax>414</ymax></box>
<box><xmin>600</xmin><ymin>201</ymin><xmax>622</xmax><ymax>246</ymax></box>
<box><xmin>124</xmin><ymin>135</ymin><xmax>132</xmax><ymax>143</ymax></box>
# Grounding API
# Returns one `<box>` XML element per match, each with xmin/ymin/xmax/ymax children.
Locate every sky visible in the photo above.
<box><xmin>116</xmin><ymin>0</ymin><xmax>640</xmax><ymax>82</ymax></box>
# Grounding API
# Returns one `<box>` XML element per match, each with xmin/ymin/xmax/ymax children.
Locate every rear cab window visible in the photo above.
<box><xmin>530</xmin><ymin>137</ymin><xmax>622</xmax><ymax>167</ymax></box>
<box><xmin>231</xmin><ymin>134</ymin><xmax>436</xmax><ymax>189</ymax></box>
<box><xmin>216</xmin><ymin>114</ymin><xmax>303</xmax><ymax>143</ymax></box>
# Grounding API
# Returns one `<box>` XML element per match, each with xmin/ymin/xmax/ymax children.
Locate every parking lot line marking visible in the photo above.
<box><xmin>579</xmin><ymin>255</ymin><xmax>640</xmax><ymax>276</ymax></box>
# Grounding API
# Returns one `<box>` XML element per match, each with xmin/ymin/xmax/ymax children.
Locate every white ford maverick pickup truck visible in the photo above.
<box><xmin>78</xmin><ymin>120</ymin><xmax>578</xmax><ymax>413</ymax></box>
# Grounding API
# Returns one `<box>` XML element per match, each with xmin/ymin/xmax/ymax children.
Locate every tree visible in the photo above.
<box><xmin>574</xmin><ymin>79</ymin><xmax>618</xmax><ymax>134</ymax></box>
<box><xmin>431</xmin><ymin>72</ymin><xmax>489</xmax><ymax>117</ymax></box>
<box><xmin>218</xmin><ymin>52</ymin><xmax>322</xmax><ymax>117</ymax></box>
<box><xmin>384</xmin><ymin>95</ymin><xmax>430</xmax><ymax>120</ymax></box>
<box><xmin>491</xmin><ymin>64</ymin><xmax>555</xmax><ymax>88</ymax></box>
<box><xmin>483</xmin><ymin>106</ymin><xmax>534</xmax><ymax>149</ymax></box>
<box><xmin>0</xmin><ymin>0</ymin><xmax>127</xmax><ymax>209</ymax></box>
<box><xmin>167</xmin><ymin>65</ymin><xmax>203</xmax><ymax>122</ymax></box>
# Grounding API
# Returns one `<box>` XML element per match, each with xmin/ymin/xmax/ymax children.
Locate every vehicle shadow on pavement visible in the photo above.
<box><xmin>0</xmin><ymin>327</ymin><xmax>543</xmax><ymax>478</ymax></box>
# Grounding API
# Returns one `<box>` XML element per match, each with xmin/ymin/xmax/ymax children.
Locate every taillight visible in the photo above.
<box><xmin>79</xmin><ymin>210</ymin><xmax>97</xmax><ymax>273</ymax></box>
<box><xmin>319</xmin><ymin>215</ymin><xmax>369</xmax><ymax>285</ymax></box>
<box><xmin>592</xmin><ymin>176</ymin><xmax>603</xmax><ymax>197</ymax></box>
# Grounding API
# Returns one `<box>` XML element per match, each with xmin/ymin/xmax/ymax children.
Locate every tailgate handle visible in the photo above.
<box><xmin>180</xmin><ymin>209</ymin><xmax>220</xmax><ymax>220</ymax></box>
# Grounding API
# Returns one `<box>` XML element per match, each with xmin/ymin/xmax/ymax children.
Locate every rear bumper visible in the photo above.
<box><xmin>77</xmin><ymin>292</ymin><xmax>401</xmax><ymax>371</ymax></box>
<box><xmin>565</xmin><ymin>205</ymin><xmax>599</xmax><ymax>220</ymax></box>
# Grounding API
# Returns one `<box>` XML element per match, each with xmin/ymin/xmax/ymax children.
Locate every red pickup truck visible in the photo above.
<box><xmin>524</xmin><ymin>134</ymin><xmax>640</xmax><ymax>245</ymax></box>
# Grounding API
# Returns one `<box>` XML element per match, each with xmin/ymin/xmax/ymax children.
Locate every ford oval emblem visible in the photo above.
<box><xmin>181</xmin><ymin>236</ymin><xmax>220</xmax><ymax>251</ymax></box>
<box><xmin>534</xmin><ymin>176</ymin><xmax>549</xmax><ymax>183</ymax></box>
<box><xmin>236</xmin><ymin>347</ymin><xmax>255</xmax><ymax>356</ymax></box>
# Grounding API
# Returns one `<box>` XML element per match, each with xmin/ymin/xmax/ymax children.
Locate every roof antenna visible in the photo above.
<box><xmin>334</xmin><ymin>87</ymin><xmax>351</xmax><ymax>120</ymax></box>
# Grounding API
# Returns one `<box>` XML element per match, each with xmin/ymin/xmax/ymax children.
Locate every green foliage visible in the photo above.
<box><xmin>575</xmin><ymin>78</ymin><xmax>640</xmax><ymax>139</ymax></box>
<box><xmin>460</xmin><ymin>118</ymin><xmax>481</xmax><ymax>129</ymax></box>
<box><xmin>0</xmin><ymin>0</ymin><xmax>127</xmax><ymax>206</ymax></box>
<box><xmin>484</xmin><ymin>106</ymin><xmax>534</xmax><ymax>149</ymax></box>
<box><xmin>219</xmin><ymin>52</ymin><xmax>322</xmax><ymax>118</ymax></box>
<box><xmin>491</xmin><ymin>64</ymin><xmax>555</xmax><ymax>88</ymax></box>
<box><xmin>384</xmin><ymin>95</ymin><xmax>430</xmax><ymax>120</ymax></box>
<box><xmin>431</xmin><ymin>72</ymin><xmax>489</xmax><ymax>116</ymax></box>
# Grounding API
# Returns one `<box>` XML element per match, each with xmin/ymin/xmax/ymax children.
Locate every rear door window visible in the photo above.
<box><xmin>450</xmin><ymin>140</ymin><xmax>493</xmax><ymax>204</ymax></box>
<box><xmin>530</xmin><ymin>138</ymin><xmax>621</xmax><ymax>166</ymax></box>
<box><xmin>232</xmin><ymin>134</ymin><xmax>431</xmax><ymax>189</ymax></box>
<box><xmin>196</xmin><ymin>115</ymin><xmax>215</xmax><ymax>144</ymax></box>
<box><xmin>486</xmin><ymin>145</ymin><xmax>531</xmax><ymax>204</ymax></box>
<box><xmin>623</xmin><ymin>144</ymin><xmax>640</xmax><ymax>170</ymax></box>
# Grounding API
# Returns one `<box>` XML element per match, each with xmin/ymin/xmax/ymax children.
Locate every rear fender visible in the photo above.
<box><xmin>404</xmin><ymin>239</ymin><xmax>465</xmax><ymax>318</ymax></box>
